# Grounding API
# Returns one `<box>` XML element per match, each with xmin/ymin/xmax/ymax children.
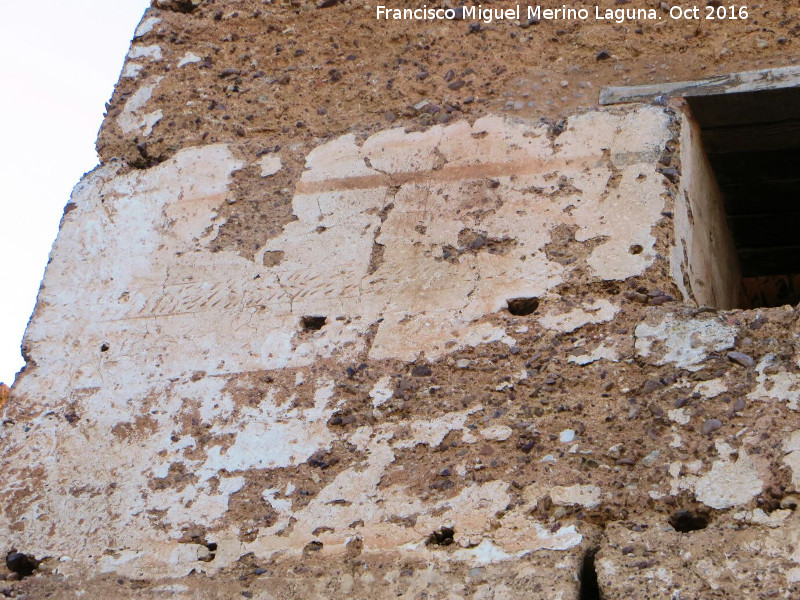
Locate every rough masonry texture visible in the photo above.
<box><xmin>3</xmin><ymin>1</ymin><xmax>800</xmax><ymax>598</ymax></box>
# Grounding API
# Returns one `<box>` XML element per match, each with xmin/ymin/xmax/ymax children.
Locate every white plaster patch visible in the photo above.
<box><xmin>783</xmin><ymin>431</ymin><xmax>800</xmax><ymax>487</ymax></box>
<box><xmin>507</xmin><ymin>523</ymin><xmax>582</xmax><ymax>553</ymax></box>
<box><xmin>452</xmin><ymin>539</ymin><xmax>513</xmax><ymax>565</ymax></box>
<box><xmin>128</xmin><ymin>45</ymin><xmax>163</xmax><ymax>61</ymax></box>
<box><xmin>480</xmin><ymin>425</ymin><xmax>513</xmax><ymax>442</ymax></box>
<box><xmin>694</xmin><ymin>448</ymin><xmax>763</xmax><ymax>509</ymax></box>
<box><xmin>635</xmin><ymin>314</ymin><xmax>736</xmax><ymax>371</ymax></box>
<box><xmin>564</xmin><ymin>108</ymin><xmax>670</xmax><ymax>280</ymax></box>
<box><xmin>462</xmin><ymin>324</ymin><xmax>516</xmax><ymax>349</ymax></box>
<box><xmin>394</xmin><ymin>407</ymin><xmax>481</xmax><ymax>449</ymax></box>
<box><xmin>568</xmin><ymin>342</ymin><xmax>618</xmax><ymax>365</ymax></box>
<box><xmin>369</xmin><ymin>375</ymin><xmax>394</xmax><ymax>408</ymax></box>
<box><xmin>134</xmin><ymin>17</ymin><xmax>161</xmax><ymax>38</ymax></box>
<box><xmin>201</xmin><ymin>382</ymin><xmax>336</xmax><ymax>475</ymax></box>
<box><xmin>694</xmin><ymin>378</ymin><xmax>727</xmax><ymax>399</ymax></box>
<box><xmin>550</xmin><ymin>485</ymin><xmax>602</xmax><ymax>509</ymax></box>
<box><xmin>668</xmin><ymin>408</ymin><xmax>691</xmax><ymax>426</ymax></box>
<box><xmin>539</xmin><ymin>300</ymin><xmax>618</xmax><ymax>333</ymax></box>
<box><xmin>178</xmin><ymin>52</ymin><xmax>203</xmax><ymax>67</ymax></box>
<box><xmin>733</xmin><ymin>508</ymin><xmax>791</xmax><ymax>528</ymax></box>
<box><xmin>117</xmin><ymin>76</ymin><xmax>164</xmax><ymax>136</ymax></box>
<box><xmin>370</xmin><ymin>319</ymin><xmax>514</xmax><ymax>363</ymax></box>
<box><xmin>748</xmin><ymin>354</ymin><xmax>800</xmax><ymax>410</ymax></box>
<box><xmin>122</xmin><ymin>63</ymin><xmax>144</xmax><ymax>79</ymax></box>
<box><xmin>262</xmin><ymin>488</ymin><xmax>293</xmax><ymax>513</ymax></box>
<box><xmin>259</xmin><ymin>153</ymin><xmax>283</xmax><ymax>177</ymax></box>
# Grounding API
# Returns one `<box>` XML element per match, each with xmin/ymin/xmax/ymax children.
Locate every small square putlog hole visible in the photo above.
<box><xmin>301</xmin><ymin>315</ymin><xmax>327</xmax><ymax>330</ymax></box>
<box><xmin>688</xmin><ymin>85</ymin><xmax>800</xmax><ymax>308</ymax></box>
<box><xmin>507</xmin><ymin>297</ymin><xmax>539</xmax><ymax>316</ymax></box>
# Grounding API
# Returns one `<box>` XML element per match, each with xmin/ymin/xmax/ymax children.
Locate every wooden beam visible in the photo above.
<box><xmin>701</xmin><ymin>119</ymin><xmax>800</xmax><ymax>154</ymax></box>
<box><xmin>706</xmin><ymin>148</ymin><xmax>800</xmax><ymax>185</ymax></box>
<box><xmin>688</xmin><ymin>88</ymin><xmax>800</xmax><ymax>128</ymax></box>
<box><xmin>599</xmin><ymin>65</ymin><xmax>800</xmax><ymax>105</ymax></box>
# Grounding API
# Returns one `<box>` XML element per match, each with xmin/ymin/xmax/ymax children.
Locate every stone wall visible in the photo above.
<box><xmin>3</xmin><ymin>1</ymin><xmax>800</xmax><ymax>598</ymax></box>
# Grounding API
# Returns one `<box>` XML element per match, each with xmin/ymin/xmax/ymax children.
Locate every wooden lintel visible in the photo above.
<box><xmin>599</xmin><ymin>65</ymin><xmax>800</xmax><ymax>105</ymax></box>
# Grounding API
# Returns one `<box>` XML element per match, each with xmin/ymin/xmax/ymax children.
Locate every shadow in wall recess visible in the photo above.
<box><xmin>578</xmin><ymin>549</ymin><xmax>601</xmax><ymax>600</ymax></box>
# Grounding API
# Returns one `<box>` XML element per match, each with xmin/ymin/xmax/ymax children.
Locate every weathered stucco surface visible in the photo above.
<box><xmin>4</xmin><ymin>1</ymin><xmax>800</xmax><ymax>598</ymax></box>
<box><xmin>6</xmin><ymin>107</ymin><xmax>673</xmax><ymax>577</ymax></box>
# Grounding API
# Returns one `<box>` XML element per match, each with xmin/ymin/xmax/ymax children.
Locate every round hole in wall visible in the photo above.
<box><xmin>668</xmin><ymin>508</ymin><xmax>710</xmax><ymax>533</ymax></box>
<box><xmin>507</xmin><ymin>297</ymin><xmax>539</xmax><ymax>316</ymax></box>
<box><xmin>629</xmin><ymin>244</ymin><xmax>643</xmax><ymax>255</ymax></box>
<box><xmin>301</xmin><ymin>316</ymin><xmax>327</xmax><ymax>330</ymax></box>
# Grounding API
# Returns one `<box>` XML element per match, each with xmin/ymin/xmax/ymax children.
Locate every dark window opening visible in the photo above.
<box><xmin>688</xmin><ymin>85</ymin><xmax>800</xmax><ymax>308</ymax></box>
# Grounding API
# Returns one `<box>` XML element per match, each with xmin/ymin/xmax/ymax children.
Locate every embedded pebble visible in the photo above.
<box><xmin>642</xmin><ymin>379</ymin><xmax>664</xmax><ymax>394</ymax></box>
<box><xmin>661</xmin><ymin>167</ymin><xmax>680</xmax><ymax>183</ymax></box>
<box><xmin>413</xmin><ymin>99</ymin><xmax>431</xmax><ymax>111</ymax></box>
<box><xmin>560</xmin><ymin>429</ymin><xmax>576</xmax><ymax>443</ymax></box>
<box><xmin>411</xmin><ymin>365</ymin><xmax>432</xmax><ymax>377</ymax></box>
<box><xmin>701</xmin><ymin>419</ymin><xmax>723</xmax><ymax>435</ymax></box>
<box><xmin>727</xmin><ymin>351</ymin><xmax>755</xmax><ymax>368</ymax></box>
<box><xmin>641</xmin><ymin>450</ymin><xmax>660</xmax><ymax>467</ymax></box>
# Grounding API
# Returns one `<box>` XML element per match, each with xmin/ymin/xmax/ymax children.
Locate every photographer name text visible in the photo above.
<box><xmin>376</xmin><ymin>4</ymin><xmax>749</xmax><ymax>24</ymax></box>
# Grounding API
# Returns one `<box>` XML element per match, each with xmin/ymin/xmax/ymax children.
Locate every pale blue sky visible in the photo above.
<box><xmin>0</xmin><ymin>1</ymin><xmax>151</xmax><ymax>384</ymax></box>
